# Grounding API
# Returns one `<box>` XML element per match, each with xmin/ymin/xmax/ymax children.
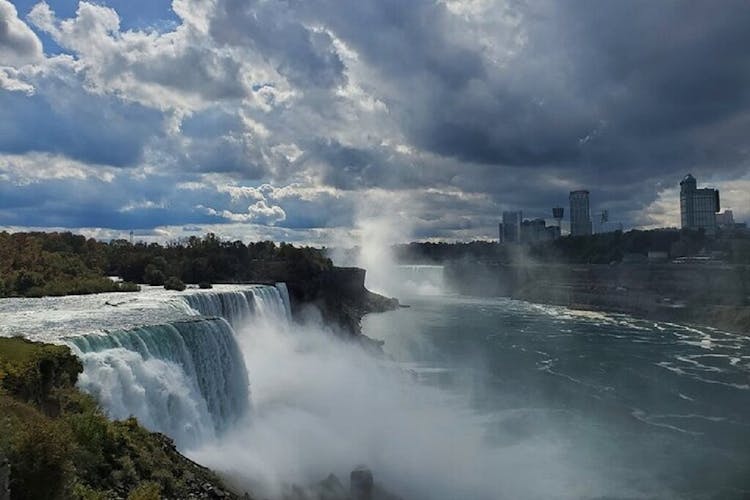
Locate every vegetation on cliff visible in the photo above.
<box><xmin>0</xmin><ymin>337</ymin><xmax>239</xmax><ymax>500</ymax></box>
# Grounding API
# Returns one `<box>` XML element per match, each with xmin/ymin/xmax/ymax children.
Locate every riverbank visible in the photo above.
<box><xmin>444</xmin><ymin>261</ymin><xmax>750</xmax><ymax>334</ymax></box>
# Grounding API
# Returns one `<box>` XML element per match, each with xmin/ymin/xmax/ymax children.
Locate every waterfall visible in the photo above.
<box><xmin>182</xmin><ymin>290</ymin><xmax>255</xmax><ymax>327</ymax></box>
<box><xmin>179</xmin><ymin>285</ymin><xmax>290</xmax><ymax>326</ymax></box>
<box><xmin>275</xmin><ymin>283</ymin><xmax>293</xmax><ymax>321</ymax></box>
<box><xmin>249</xmin><ymin>285</ymin><xmax>289</xmax><ymax>324</ymax></box>
<box><xmin>64</xmin><ymin>284</ymin><xmax>292</xmax><ymax>450</ymax></box>
<box><xmin>394</xmin><ymin>265</ymin><xmax>445</xmax><ymax>296</ymax></box>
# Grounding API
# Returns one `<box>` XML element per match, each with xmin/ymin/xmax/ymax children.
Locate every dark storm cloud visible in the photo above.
<box><xmin>0</xmin><ymin>71</ymin><xmax>162</xmax><ymax>167</ymax></box>
<box><xmin>302</xmin><ymin>139</ymin><xmax>424</xmax><ymax>190</ymax></box>
<box><xmin>312</xmin><ymin>0</ymin><xmax>750</xmax><ymax>176</ymax></box>
<box><xmin>1</xmin><ymin>0</ymin><xmax>749</xmax><ymax>237</ymax></box>
<box><xmin>210</xmin><ymin>0</ymin><xmax>345</xmax><ymax>89</ymax></box>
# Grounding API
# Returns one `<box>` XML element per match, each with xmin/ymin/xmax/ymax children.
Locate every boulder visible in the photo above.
<box><xmin>350</xmin><ymin>466</ymin><xmax>374</xmax><ymax>500</ymax></box>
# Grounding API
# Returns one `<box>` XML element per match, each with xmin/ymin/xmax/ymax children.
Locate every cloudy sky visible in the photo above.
<box><xmin>1</xmin><ymin>0</ymin><xmax>749</xmax><ymax>244</ymax></box>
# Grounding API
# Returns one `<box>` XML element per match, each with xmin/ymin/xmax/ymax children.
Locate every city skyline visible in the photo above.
<box><xmin>499</xmin><ymin>172</ymin><xmax>743</xmax><ymax>242</ymax></box>
<box><xmin>1</xmin><ymin>1</ymin><xmax>749</xmax><ymax>245</ymax></box>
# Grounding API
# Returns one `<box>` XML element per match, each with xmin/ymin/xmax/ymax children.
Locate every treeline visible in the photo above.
<box><xmin>394</xmin><ymin>229</ymin><xmax>750</xmax><ymax>265</ymax></box>
<box><xmin>0</xmin><ymin>232</ymin><xmax>138</xmax><ymax>297</ymax></box>
<box><xmin>0</xmin><ymin>231</ymin><xmax>332</xmax><ymax>298</ymax></box>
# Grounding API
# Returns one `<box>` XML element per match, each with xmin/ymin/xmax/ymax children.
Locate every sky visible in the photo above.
<box><xmin>1</xmin><ymin>0</ymin><xmax>749</xmax><ymax>245</ymax></box>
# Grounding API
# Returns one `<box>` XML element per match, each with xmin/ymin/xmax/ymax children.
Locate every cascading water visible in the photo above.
<box><xmin>179</xmin><ymin>284</ymin><xmax>290</xmax><ymax>326</ymax></box>
<box><xmin>56</xmin><ymin>285</ymin><xmax>292</xmax><ymax>450</ymax></box>
<box><xmin>182</xmin><ymin>291</ymin><xmax>255</xmax><ymax>327</ymax></box>
<box><xmin>393</xmin><ymin>265</ymin><xmax>445</xmax><ymax>296</ymax></box>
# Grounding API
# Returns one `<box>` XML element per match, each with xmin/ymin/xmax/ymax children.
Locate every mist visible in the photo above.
<box><xmin>186</xmin><ymin>301</ymin><xmax>642</xmax><ymax>500</ymax></box>
<box><xmin>329</xmin><ymin>213</ymin><xmax>447</xmax><ymax>299</ymax></box>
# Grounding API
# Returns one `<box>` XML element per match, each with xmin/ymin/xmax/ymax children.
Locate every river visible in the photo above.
<box><xmin>1</xmin><ymin>283</ymin><xmax>748</xmax><ymax>499</ymax></box>
<box><xmin>363</xmin><ymin>293</ymin><xmax>750</xmax><ymax>499</ymax></box>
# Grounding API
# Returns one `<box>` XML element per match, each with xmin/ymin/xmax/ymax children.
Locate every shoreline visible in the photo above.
<box><xmin>442</xmin><ymin>261</ymin><xmax>750</xmax><ymax>335</ymax></box>
<box><xmin>511</xmin><ymin>289</ymin><xmax>750</xmax><ymax>335</ymax></box>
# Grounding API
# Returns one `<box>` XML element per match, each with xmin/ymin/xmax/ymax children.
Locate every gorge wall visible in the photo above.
<box><xmin>445</xmin><ymin>261</ymin><xmax>750</xmax><ymax>333</ymax></box>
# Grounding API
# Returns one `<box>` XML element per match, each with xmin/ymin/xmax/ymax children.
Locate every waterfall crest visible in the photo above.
<box><xmin>180</xmin><ymin>284</ymin><xmax>290</xmax><ymax>326</ymax></box>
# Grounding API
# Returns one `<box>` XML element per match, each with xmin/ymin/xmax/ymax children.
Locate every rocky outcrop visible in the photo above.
<box><xmin>282</xmin><ymin>267</ymin><xmax>399</xmax><ymax>338</ymax></box>
<box><xmin>350</xmin><ymin>466</ymin><xmax>374</xmax><ymax>500</ymax></box>
<box><xmin>280</xmin><ymin>467</ymin><xmax>402</xmax><ymax>500</ymax></box>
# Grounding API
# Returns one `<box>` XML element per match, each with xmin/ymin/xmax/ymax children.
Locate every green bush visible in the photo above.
<box><xmin>164</xmin><ymin>277</ymin><xmax>186</xmax><ymax>291</ymax></box>
<box><xmin>0</xmin><ymin>338</ymin><xmax>82</xmax><ymax>409</ymax></box>
<box><xmin>127</xmin><ymin>482</ymin><xmax>161</xmax><ymax>500</ymax></box>
<box><xmin>0</xmin><ymin>230</ymin><xmax>336</xmax><ymax>298</ymax></box>
<box><xmin>143</xmin><ymin>265</ymin><xmax>165</xmax><ymax>286</ymax></box>
<box><xmin>9</xmin><ymin>418</ymin><xmax>72</xmax><ymax>500</ymax></box>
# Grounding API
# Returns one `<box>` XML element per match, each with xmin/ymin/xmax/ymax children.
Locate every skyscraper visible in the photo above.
<box><xmin>569</xmin><ymin>190</ymin><xmax>592</xmax><ymax>236</ymax></box>
<box><xmin>680</xmin><ymin>174</ymin><xmax>720</xmax><ymax>234</ymax></box>
<box><xmin>501</xmin><ymin>211</ymin><xmax>522</xmax><ymax>243</ymax></box>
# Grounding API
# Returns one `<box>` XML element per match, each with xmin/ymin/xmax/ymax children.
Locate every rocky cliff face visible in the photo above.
<box><xmin>244</xmin><ymin>265</ymin><xmax>399</xmax><ymax>338</ymax></box>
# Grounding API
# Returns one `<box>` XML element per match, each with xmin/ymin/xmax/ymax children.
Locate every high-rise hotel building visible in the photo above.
<box><xmin>569</xmin><ymin>190</ymin><xmax>592</xmax><ymax>236</ymax></box>
<box><xmin>679</xmin><ymin>174</ymin><xmax>720</xmax><ymax>235</ymax></box>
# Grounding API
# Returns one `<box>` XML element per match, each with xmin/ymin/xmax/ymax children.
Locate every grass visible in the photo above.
<box><xmin>0</xmin><ymin>337</ymin><xmax>47</xmax><ymax>365</ymax></box>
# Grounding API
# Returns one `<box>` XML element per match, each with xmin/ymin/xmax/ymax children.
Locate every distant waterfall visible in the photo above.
<box><xmin>65</xmin><ymin>284</ymin><xmax>292</xmax><ymax>450</ymax></box>
<box><xmin>180</xmin><ymin>284</ymin><xmax>290</xmax><ymax>326</ymax></box>
<box><xmin>394</xmin><ymin>265</ymin><xmax>445</xmax><ymax>296</ymax></box>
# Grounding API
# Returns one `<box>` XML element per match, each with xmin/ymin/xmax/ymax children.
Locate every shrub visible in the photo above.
<box><xmin>117</xmin><ymin>282</ymin><xmax>141</xmax><ymax>292</ymax></box>
<box><xmin>9</xmin><ymin>418</ymin><xmax>72</xmax><ymax>500</ymax></box>
<box><xmin>127</xmin><ymin>481</ymin><xmax>161</xmax><ymax>500</ymax></box>
<box><xmin>0</xmin><ymin>339</ymin><xmax>234</xmax><ymax>499</ymax></box>
<box><xmin>143</xmin><ymin>265</ymin><xmax>165</xmax><ymax>286</ymax></box>
<box><xmin>163</xmin><ymin>277</ymin><xmax>186</xmax><ymax>291</ymax></box>
<box><xmin>198</xmin><ymin>281</ymin><xmax>213</xmax><ymax>289</ymax></box>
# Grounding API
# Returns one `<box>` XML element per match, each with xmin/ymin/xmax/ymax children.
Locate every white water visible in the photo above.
<box><xmin>0</xmin><ymin>284</ymin><xmax>288</xmax><ymax>450</ymax></box>
<box><xmin>188</xmin><ymin>289</ymin><xmax>608</xmax><ymax>500</ymax></box>
<box><xmin>0</xmin><ymin>283</ymin><xmax>641</xmax><ymax>499</ymax></box>
<box><xmin>69</xmin><ymin>318</ymin><xmax>250</xmax><ymax>448</ymax></box>
<box><xmin>394</xmin><ymin>264</ymin><xmax>446</xmax><ymax>296</ymax></box>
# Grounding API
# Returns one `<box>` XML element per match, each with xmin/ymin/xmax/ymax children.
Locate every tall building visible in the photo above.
<box><xmin>680</xmin><ymin>174</ymin><xmax>720</xmax><ymax>234</ymax></box>
<box><xmin>716</xmin><ymin>210</ymin><xmax>734</xmax><ymax>228</ymax></box>
<box><xmin>521</xmin><ymin>218</ymin><xmax>549</xmax><ymax>244</ymax></box>
<box><xmin>501</xmin><ymin>211</ymin><xmax>522</xmax><ymax>243</ymax></box>
<box><xmin>569</xmin><ymin>190</ymin><xmax>592</xmax><ymax>236</ymax></box>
